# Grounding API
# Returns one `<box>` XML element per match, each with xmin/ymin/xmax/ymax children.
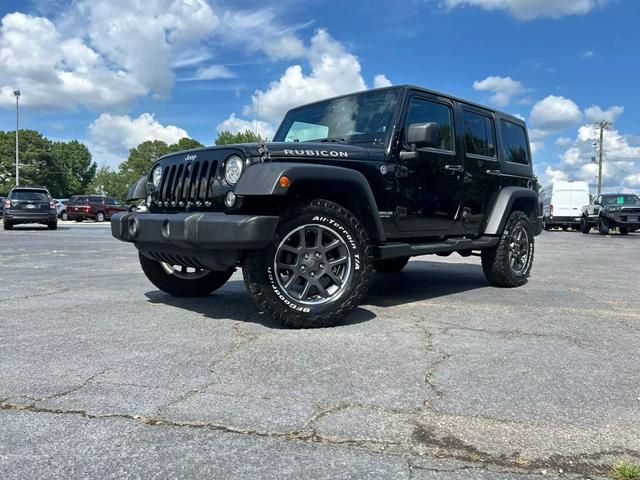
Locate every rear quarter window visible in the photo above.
<box><xmin>500</xmin><ymin>120</ymin><xmax>530</xmax><ymax>165</ymax></box>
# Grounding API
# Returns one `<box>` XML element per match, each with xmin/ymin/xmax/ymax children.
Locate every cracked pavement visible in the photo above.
<box><xmin>1</xmin><ymin>223</ymin><xmax>639</xmax><ymax>479</ymax></box>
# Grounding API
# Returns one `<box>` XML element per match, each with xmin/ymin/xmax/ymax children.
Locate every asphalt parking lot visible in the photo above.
<box><xmin>1</xmin><ymin>222</ymin><xmax>639</xmax><ymax>479</ymax></box>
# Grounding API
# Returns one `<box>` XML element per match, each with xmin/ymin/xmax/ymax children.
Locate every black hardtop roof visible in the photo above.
<box><xmin>287</xmin><ymin>85</ymin><xmax>526</xmax><ymax>125</ymax></box>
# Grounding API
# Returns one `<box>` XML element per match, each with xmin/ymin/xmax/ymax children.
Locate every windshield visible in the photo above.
<box><xmin>10</xmin><ymin>190</ymin><xmax>49</xmax><ymax>202</ymax></box>
<box><xmin>273</xmin><ymin>88</ymin><xmax>401</xmax><ymax>146</ymax></box>
<box><xmin>602</xmin><ymin>195</ymin><xmax>640</xmax><ymax>206</ymax></box>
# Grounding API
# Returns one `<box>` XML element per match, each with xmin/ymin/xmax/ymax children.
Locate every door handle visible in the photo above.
<box><xmin>486</xmin><ymin>169</ymin><xmax>501</xmax><ymax>176</ymax></box>
<box><xmin>444</xmin><ymin>165</ymin><xmax>463</xmax><ymax>172</ymax></box>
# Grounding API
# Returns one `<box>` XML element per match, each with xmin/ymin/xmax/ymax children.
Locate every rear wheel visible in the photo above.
<box><xmin>481</xmin><ymin>210</ymin><xmax>534</xmax><ymax>288</ymax></box>
<box><xmin>3</xmin><ymin>221</ymin><xmax>13</xmax><ymax>230</ymax></box>
<box><xmin>543</xmin><ymin>218</ymin><xmax>551</xmax><ymax>231</ymax></box>
<box><xmin>580</xmin><ymin>216</ymin><xmax>591</xmax><ymax>234</ymax></box>
<box><xmin>47</xmin><ymin>221</ymin><xmax>57</xmax><ymax>230</ymax></box>
<box><xmin>598</xmin><ymin>216</ymin><xmax>609</xmax><ymax>235</ymax></box>
<box><xmin>243</xmin><ymin>199</ymin><xmax>372</xmax><ymax>329</ymax></box>
<box><xmin>61</xmin><ymin>211</ymin><xmax>68</xmax><ymax>221</ymax></box>
<box><xmin>139</xmin><ymin>253</ymin><xmax>234</xmax><ymax>297</ymax></box>
<box><xmin>620</xmin><ymin>227</ymin><xmax>629</xmax><ymax>235</ymax></box>
<box><xmin>374</xmin><ymin>256</ymin><xmax>410</xmax><ymax>273</ymax></box>
<box><xmin>95</xmin><ymin>211</ymin><xmax>105</xmax><ymax>222</ymax></box>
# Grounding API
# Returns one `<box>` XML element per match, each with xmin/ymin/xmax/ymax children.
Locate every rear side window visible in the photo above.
<box><xmin>89</xmin><ymin>196</ymin><xmax>103</xmax><ymax>203</ymax></box>
<box><xmin>69</xmin><ymin>196</ymin><xmax>89</xmax><ymax>204</ymax></box>
<box><xmin>405</xmin><ymin>97</ymin><xmax>454</xmax><ymax>151</ymax></box>
<box><xmin>501</xmin><ymin>120</ymin><xmax>530</xmax><ymax>165</ymax></box>
<box><xmin>463</xmin><ymin>110</ymin><xmax>496</xmax><ymax>158</ymax></box>
<box><xmin>10</xmin><ymin>190</ymin><xmax>49</xmax><ymax>201</ymax></box>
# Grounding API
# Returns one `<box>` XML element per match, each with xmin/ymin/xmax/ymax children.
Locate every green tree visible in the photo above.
<box><xmin>44</xmin><ymin>140</ymin><xmax>97</xmax><ymax>198</ymax></box>
<box><xmin>89</xmin><ymin>166</ymin><xmax>130</xmax><ymax>201</ymax></box>
<box><xmin>121</xmin><ymin>140</ymin><xmax>170</xmax><ymax>179</ymax></box>
<box><xmin>215</xmin><ymin>130</ymin><xmax>267</xmax><ymax>145</ymax></box>
<box><xmin>0</xmin><ymin>129</ymin><xmax>52</xmax><ymax>194</ymax></box>
<box><xmin>167</xmin><ymin>137</ymin><xmax>204</xmax><ymax>153</ymax></box>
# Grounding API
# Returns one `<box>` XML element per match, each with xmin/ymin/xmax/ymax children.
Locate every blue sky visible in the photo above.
<box><xmin>0</xmin><ymin>0</ymin><xmax>639</xmax><ymax>191</ymax></box>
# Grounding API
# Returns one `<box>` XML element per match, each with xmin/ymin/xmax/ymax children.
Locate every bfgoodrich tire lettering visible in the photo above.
<box><xmin>242</xmin><ymin>199</ymin><xmax>372</xmax><ymax>328</ymax></box>
<box><xmin>481</xmin><ymin>210</ymin><xmax>534</xmax><ymax>288</ymax></box>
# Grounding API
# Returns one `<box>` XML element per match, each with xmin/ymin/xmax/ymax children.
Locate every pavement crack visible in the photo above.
<box><xmin>40</xmin><ymin>369</ymin><xmax>111</xmax><ymax>402</ymax></box>
<box><xmin>412</xmin><ymin>317</ymin><xmax>450</xmax><ymax>407</ymax></box>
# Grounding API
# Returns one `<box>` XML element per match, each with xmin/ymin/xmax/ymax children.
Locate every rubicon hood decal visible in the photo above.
<box><xmin>283</xmin><ymin>148</ymin><xmax>349</xmax><ymax>158</ymax></box>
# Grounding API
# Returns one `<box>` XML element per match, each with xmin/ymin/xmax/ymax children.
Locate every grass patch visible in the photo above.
<box><xmin>612</xmin><ymin>461</ymin><xmax>640</xmax><ymax>480</ymax></box>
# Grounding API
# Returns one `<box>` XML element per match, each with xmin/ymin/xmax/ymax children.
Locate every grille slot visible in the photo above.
<box><xmin>156</xmin><ymin>160</ymin><xmax>218</xmax><ymax>208</ymax></box>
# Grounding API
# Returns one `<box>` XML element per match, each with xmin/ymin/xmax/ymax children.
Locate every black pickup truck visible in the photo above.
<box><xmin>112</xmin><ymin>85</ymin><xmax>541</xmax><ymax>328</ymax></box>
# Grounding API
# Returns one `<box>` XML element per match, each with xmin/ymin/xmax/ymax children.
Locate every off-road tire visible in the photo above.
<box><xmin>139</xmin><ymin>253</ymin><xmax>234</xmax><ymax>297</ymax></box>
<box><xmin>598</xmin><ymin>216</ymin><xmax>609</xmax><ymax>235</ymax></box>
<box><xmin>3</xmin><ymin>221</ymin><xmax>13</xmax><ymax>230</ymax></box>
<box><xmin>580</xmin><ymin>216</ymin><xmax>591</xmax><ymax>234</ymax></box>
<box><xmin>242</xmin><ymin>199</ymin><xmax>373</xmax><ymax>329</ymax></box>
<box><xmin>619</xmin><ymin>227</ymin><xmax>629</xmax><ymax>235</ymax></box>
<box><xmin>481</xmin><ymin>210</ymin><xmax>534</xmax><ymax>288</ymax></box>
<box><xmin>374</xmin><ymin>256</ymin><xmax>410</xmax><ymax>273</ymax></box>
<box><xmin>47</xmin><ymin>222</ymin><xmax>57</xmax><ymax>230</ymax></box>
<box><xmin>95</xmin><ymin>211</ymin><xmax>105</xmax><ymax>222</ymax></box>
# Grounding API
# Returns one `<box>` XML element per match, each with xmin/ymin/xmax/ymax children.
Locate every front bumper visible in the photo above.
<box><xmin>111</xmin><ymin>212</ymin><xmax>279</xmax><ymax>250</ymax></box>
<box><xmin>546</xmin><ymin>216</ymin><xmax>581</xmax><ymax>226</ymax></box>
<box><xmin>602</xmin><ymin>212</ymin><xmax>640</xmax><ymax>229</ymax></box>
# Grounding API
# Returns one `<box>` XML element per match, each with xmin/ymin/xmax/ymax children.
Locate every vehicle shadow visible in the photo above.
<box><xmin>365</xmin><ymin>260</ymin><xmax>488</xmax><ymax>308</ymax></box>
<box><xmin>144</xmin><ymin>283</ymin><xmax>376</xmax><ymax>330</ymax></box>
<box><xmin>143</xmin><ymin>259</ymin><xmax>487</xmax><ymax>328</ymax></box>
<box><xmin>3</xmin><ymin>225</ymin><xmax>71</xmax><ymax>231</ymax></box>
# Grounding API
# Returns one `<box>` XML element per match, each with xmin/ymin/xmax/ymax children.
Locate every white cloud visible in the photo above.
<box><xmin>582</xmin><ymin>50</ymin><xmax>595</xmax><ymax>59</ymax></box>
<box><xmin>472</xmin><ymin>76</ymin><xmax>526</xmax><ymax>107</ymax></box>
<box><xmin>529</xmin><ymin>95</ymin><xmax>583</xmax><ymax>133</ymax></box>
<box><xmin>545</xmin><ymin>166</ymin><xmax>568</xmax><ymax>183</ymax></box>
<box><xmin>180</xmin><ymin>65</ymin><xmax>236</xmax><ymax>81</ymax></box>
<box><xmin>0</xmin><ymin>12</ymin><xmax>146</xmax><ymax>110</ymax></box>
<box><xmin>555</xmin><ymin>137</ymin><xmax>573</xmax><ymax>146</ymax></box>
<box><xmin>373</xmin><ymin>74</ymin><xmax>393</xmax><ymax>88</ymax></box>
<box><xmin>216</xmin><ymin>113</ymin><xmax>276</xmax><ymax>141</ymax></box>
<box><xmin>623</xmin><ymin>174</ymin><xmax>640</xmax><ymax>188</ymax></box>
<box><xmin>221</xmin><ymin>29</ymin><xmax>390</xmax><ymax>136</ymax></box>
<box><xmin>438</xmin><ymin>0</ymin><xmax>609</xmax><ymax>20</ymax></box>
<box><xmin>89</xmin><ymin>113</ymin><xmax>189</xmax><ymax>156</ymax></box>
<box><xmin>584</xmin><ymin>104</ymin><xmax>624</xmax><ymax>123</ymax></box>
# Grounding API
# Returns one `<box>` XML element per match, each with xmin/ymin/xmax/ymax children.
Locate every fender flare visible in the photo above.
<box><xmin>235</xmin><ymin>162</ymin><xmax>385</xmax><ymax>242</ymax></box>
<box><xmin>126</xmin><ymin>175</ymin><xmax>148</xmax><ymax>201</ymax></box>
<box><xmin>483</xmin><ymin>186</ymin><xmax>539</xmax><ymax>235</ymax></box>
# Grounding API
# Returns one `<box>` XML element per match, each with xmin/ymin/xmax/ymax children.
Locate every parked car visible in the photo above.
<box><xmin>540</xmin><ymin>181</ymin><xmax>590</xmax><ymax>230</ymax></box>
<box><xmin>0</xmin><ymin>196</ymin><xmax>5</xmax><ymax>218</ymax></box>
<box><xmin>55</xmin><ymin>198</ymin><xmax>69</xmax><ymax>220</ymax></box>
<box><xmin>66</xmin><ymin>195</ymin><xmax>129</xmax><ymax>222</ymax></box>
<box><xmin>112</xmin><ymin>84</ymin><xmax>541</xmax><ymax>328</ymax></box>
<box><xmin>2</xmin><ymin>186</ymin><xmax>58</xmax><ymax>230</ymax></box>
<box><xmin>581</xmin><ymin>193</ymin><xmax>640</xmax><ymax>235</ymax></box>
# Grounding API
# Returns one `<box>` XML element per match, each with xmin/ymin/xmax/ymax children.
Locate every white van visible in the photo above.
<box><xmin>540</xmin><ymin>181</ymin><xmax>591</xmax><ymax>230</ymax></box>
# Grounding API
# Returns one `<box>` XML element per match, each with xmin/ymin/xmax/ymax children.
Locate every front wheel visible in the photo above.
<box><xmin>598</xmin><ymin>217</ymin><xmax>609</xmax><ymax>235</ymax></box>
<box><xmin>139</xmin><ymin>253</ymin><xmax>234</xmax><ymax>297</ymax></box>
<box><xmin>243</xmin><ymin>199</ymin><xmax>372</xmax><ymax>328</ymax></box>
<box><xmin>481</xmin><ymin>210</ymin><xmax>534</xmax><ymax>288</ymax></box>
<box><xmin>48</xmin><ymin>221</ymin><xmax>57</xmax><ymax>230</ymax></box>
<box><xmin>3</xmin><ymin>221</ymin><xmax>13</xmax><ymax>230</ymax></box>
<box><xmin>580</xmin><ymin>217</ymin><xmax>591</xmax><ymax>234</ymax></box>
<box><xmin>61</xmin><ymin>211</ymin><xmax>68</xmax><ymax>221</ymax></box>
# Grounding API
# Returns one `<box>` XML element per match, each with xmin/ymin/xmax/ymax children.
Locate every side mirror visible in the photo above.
<box><xmin>407</xmin><ymin>122</ymin><xmax>440</xmax><ymax>149</ymax></box>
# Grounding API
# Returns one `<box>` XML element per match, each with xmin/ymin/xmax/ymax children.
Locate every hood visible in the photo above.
<box><xmin>220</xmin><ymin>142</ymin><xmax>372</xmax><ymax>162</ymax></box>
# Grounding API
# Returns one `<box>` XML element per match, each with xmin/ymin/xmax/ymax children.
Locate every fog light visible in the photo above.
<box><xmin>225</xmin><ymin>191</ymin><xmax>236</xmax><ymax>208</ymax></box>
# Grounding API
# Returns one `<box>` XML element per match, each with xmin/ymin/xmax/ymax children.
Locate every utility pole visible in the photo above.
<box><xmin>13</xmin><ymin>90</ymin><xmax>20</xmax><ymax>186</ymax></box>
<box><xmin>596</xmin><ymin>120</ymin><xmax>610</xmax><ymax>195</ymax></box>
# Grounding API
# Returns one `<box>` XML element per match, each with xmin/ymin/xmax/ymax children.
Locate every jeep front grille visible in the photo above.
<box><xmin>157</xmin><ymin>160</ymin><xmax>218</xmax><ymax>207</ymax></box>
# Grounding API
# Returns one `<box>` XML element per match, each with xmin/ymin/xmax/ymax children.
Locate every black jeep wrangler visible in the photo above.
<box><xmin>112</xmin><ymin>85</ymin><xmax>541</xmax><ymax>328</ymax></box>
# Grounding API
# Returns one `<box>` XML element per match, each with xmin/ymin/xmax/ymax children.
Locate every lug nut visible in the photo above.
<box><xmin>304</xmin><ymin>253</ymin><xmax>309</xmax><ymax>260</ymax></box>
<box><xmin>300</xmin><ymin>266</ymin><xmax>306</xmax><ymax>271</ymax></box>
<box><xmin>310</xmin><ymin>272</ymin><xmax>315</xmax><ymax>277</ymax></box>
<box><xmin>315</xmin><ymin>252</ymin><xmax>321</xmax><ymax>259</ymax></box>
<box><xmin>320</xmin><ymin>263</ymin><xmax>325</xmax><ymax>269</ymax></box>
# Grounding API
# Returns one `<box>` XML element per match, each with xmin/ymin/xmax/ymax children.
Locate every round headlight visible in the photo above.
<box><xmin>224</xmin><ymin>155</ymin><xmax>244</xmax><ymax>185</ymax></box>
<box><xmin>151</xmin><ymin>165</ymin><xmax>163</xmax><ymax>189</ymax></box>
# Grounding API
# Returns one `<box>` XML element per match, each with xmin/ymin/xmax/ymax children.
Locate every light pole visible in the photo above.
<box><xmin>13</xmin><ymin>90</ymin><xmax>20</xmax><ymax>186</ymax></box>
